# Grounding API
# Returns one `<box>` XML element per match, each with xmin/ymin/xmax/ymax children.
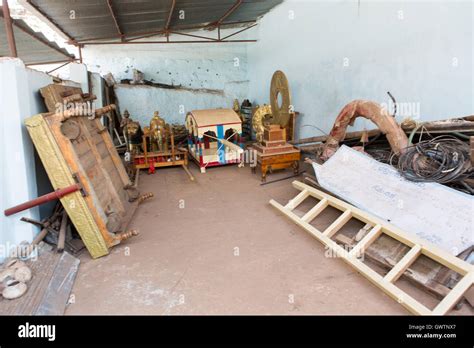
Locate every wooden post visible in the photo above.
<box><xmin>2</xmin><ymin>0</ymin><xmax>18</xmax><ymax>57</ymax></box>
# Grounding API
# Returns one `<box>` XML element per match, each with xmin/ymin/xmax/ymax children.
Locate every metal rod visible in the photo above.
<box><xmin>4</xmin><ymin>184</ymin><xmax>81</xmax><ymax>217</ymax></box>
<box><xmin>125</xmin><ymin>30</ymin><xmax>165</xmax><ymax>42</ymax></box>
<box><xmin>168</xmin><ymin>30</ymin><xmax>219</xmax><ymax>41</ymax></box>
<box><xmin>164</xmin><ymin>0</ymin><xmax>176</xmax><ymax>31</ymax></box>
<box><xmin>5</xmin><ymin>15</ymin><xmax>74</xmax><ymax>59</ymax></box>
<box><xmin>26</xmin><ymin>59</ymin><xmax>77</xmax><ymax>66</ymax></box>
<box><xmin>79</xmin><ymin>39</ymin><xmax>256</xmax><ymax>45</ymax></box>
<box><xmin>221</xmin><ymin>23</ymin><xmax>258</xmax><ymax>41</ymax></box>
<box><xmin>2</xmin><ymin>0</ymin><xmax>18</xmax><ymax>57</ymax></box>
<box><xmin>72</xmin><ymin>20</ymin><xmax>257</xmax><ymax>44</ymax></box>
<box><xmin>46</xmin><ymin>60</ymin><xmax>72</xmax><ymax>74</ymax></box>
<box><xmin>213</xmin><ymin>0</ymin><xmax>243</xmax><ymax>26</ymax></box>
<box><xmin>79</xmin><ymin>45</ymin><xmax>83</xmax><ymax>63</ymax></box>
<box><xmin>260</xmin><ymin>171</ymin><xmax>306</xmax><ymax>186</ymax></box>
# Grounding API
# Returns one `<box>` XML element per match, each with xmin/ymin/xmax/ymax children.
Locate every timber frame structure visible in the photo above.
<box><xmin>270</xmin><ymin>181</ymin><xmax>474</xmax><ymax>315</ymax></box>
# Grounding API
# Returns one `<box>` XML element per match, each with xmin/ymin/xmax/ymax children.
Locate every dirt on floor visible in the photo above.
<box><xmin>66</xmin><ymin>162</ymin><xmax>473</xmax><ymax>315</ymax></box>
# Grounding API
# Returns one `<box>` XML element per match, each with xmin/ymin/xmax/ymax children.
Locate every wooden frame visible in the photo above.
<box><xmin>133</xmin><ymin>131</ymin><xmax>194</xmax><ymax>181</ymax></box>
<box><xmin>270</xmin><ymin>181</ymin><xmax>474</xmax><ymax>315</ymax></box>
<box><xmin>25</xmin><ymin>84</ymin><xmax>148</xmax><ymax>258</ymax></box>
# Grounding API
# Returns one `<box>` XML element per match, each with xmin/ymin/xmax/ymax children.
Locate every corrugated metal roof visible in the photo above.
<box><xmin>26</xmin><ymin>0</ymin><xmax>283</xmax><ymax>43</ymax></box>
<box><xmin>0</xmin><ymin>7</ymin><xmax>75</xmax><ymax>65</ymax></box>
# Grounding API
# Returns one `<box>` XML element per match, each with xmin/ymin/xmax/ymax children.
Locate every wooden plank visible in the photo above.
<box><xmin>35</xmin><ymin>252</ymin><xmax>80</xmax><ymax>315</ymax></box>
<box><xmin>384</xmin><ymin>245</ymin><xmax>422</xmax><ymax>283</ymax></box>
<box><xmin>301</xmin><ymin>198</ymin><xmax>328</xmax><ymax>222</ymax></box>
<box><xmin>0</xmin><ymin>251</ymin><xmax>59</xmax><ymax>315</ymax></box>
<box><xmin>323</xmin><ymin>210</ymin><xmax>352</xmax><ymax>237</ymax></box>
<box><xmin>270</xmin><ymin>181</ymin><xmax>474</xmax><ymax>315</ymax></box>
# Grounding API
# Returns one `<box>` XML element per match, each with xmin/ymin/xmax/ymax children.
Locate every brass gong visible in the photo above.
<box><xmin>270</xmin><ymin>70</ymin><xmax>291</xmax><ymax>128</ymax></box>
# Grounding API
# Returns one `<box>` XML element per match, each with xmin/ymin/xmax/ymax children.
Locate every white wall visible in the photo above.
<box><xmin>248</xmin><ymin>0</ymin><xmax>473</xmax><ymax>139</ymax></box>
<box><xmin>0</xmin><ymin>58</ymin><xmax>53</xmax><ymax>261</ymax></box>
<box><xmin>69</xmin><ymin>62</ymin><xmax>90</xmax><ymax>94</ymax></box>
<box><xmin>82</xmin><ymin>29</ymin><xmax>250</xmax><ymax>125</ymax></box>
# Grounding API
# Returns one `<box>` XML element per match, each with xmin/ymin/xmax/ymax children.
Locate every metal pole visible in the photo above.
<box><xmin>2</xmin><ymin>0</ymin><xmax>18</xmax><ymax>57</ymax></box>
<box><xmin>79</xmin><ymin>45</ymin><xmax>83</xmax><ymax>63</ymax></box>
<box><xmin>4</xmin><ymin>184</ymin><xmax>81</xmax><ymax>217</ymax></box>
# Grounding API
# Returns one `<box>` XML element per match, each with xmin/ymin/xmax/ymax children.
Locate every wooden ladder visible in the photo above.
<box><xmin>270</xmin><ymin>181</ymin><xmax>474</xmax><ymax>315</ymax></box>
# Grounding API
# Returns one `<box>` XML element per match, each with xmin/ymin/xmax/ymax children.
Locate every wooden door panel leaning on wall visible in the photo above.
<box><xmin>25</xmin><ymin>85</ymin><xmax>153</xmax><ymax>258</ymax></box>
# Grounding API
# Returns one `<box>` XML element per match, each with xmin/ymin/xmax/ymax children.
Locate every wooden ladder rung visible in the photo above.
<box><xmin>285</xmin><ymin>189</ymin><xmax>309</xmax><ymax>210</ymax></box>
<box><xmin>349</xmin><ymin>224</ymin><xmax>382</xmax><ymax>257</ymax></box>
<box><xmin>432</xmin><ymin>273</ymin><xmax>474</xmax><ymax>315</ymax></box>
<box><xmin>323</xmin><ymin>210</ymin><xmax>352</xmax><ymax>237</ymax></box>
<box><xmin>384</xmin><ymin>245</ymin><xmax>422</xmax><ymax>283</ymax></box>
<box><xmin>302</xmin><ymin>198</ymin><xmax>328</xmax><ymax>222</ymax></box>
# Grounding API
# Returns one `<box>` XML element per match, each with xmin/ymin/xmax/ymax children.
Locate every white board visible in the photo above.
<box><xmin>313</xmin><ymin>146</ymin><xmax>473</xmax><ymax>255</ymax></box>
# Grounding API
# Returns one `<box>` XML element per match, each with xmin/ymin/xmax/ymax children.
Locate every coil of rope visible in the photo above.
<box><xmin>393</xmin><ymin>135</ymin><xmax>473</xmax><ymax>184</ymax></box>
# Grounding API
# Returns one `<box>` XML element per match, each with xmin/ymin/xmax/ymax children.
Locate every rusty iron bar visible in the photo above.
<box><xmin>2</xmin><ymin>0</ymin><xmax>18</xmax><ymax>57</ymax></box>
<box><xmin>168</xmin><ymin>30</ymin><xmax>219</xmax><ymax>42</ymax></box>
<box><xmin>4</xmin><ymin>184</ymin><xmax>81</xmax><ymax>217</ymax></box>
<box><xmin>212</xmin><ymin>0</ymin><xmax>243</xmax><ymax>27</ymax></box>
<box><xmin>46</xmin><ymin>60</ymin><xmax>72</xmax><ymax>74</ymax></box>
<box><xmin>25</xmin><ymin>59</ymin><xmax>77</xmax><ymax>66</ymax></box>
<box><xmin>221</xmin><ymin>23</ymin><xmax>258</xmax><ymax>41</ymax></box>
<box><xmin>164</xmin><ymin>0</ymin><xmax>176</xmax><ymax>36</ymax></box>
<box><xmin>72</xmin><ymin>20</ymin><xmax>257</xmax><ymax>44</ymax></box>
<box><xmin>106</xmin><ymin>0</ymin><xmax>124</xmax><ymax>41</ymax></box>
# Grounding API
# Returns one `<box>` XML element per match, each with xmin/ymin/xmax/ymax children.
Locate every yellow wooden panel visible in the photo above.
<box><xmin>25</xmin><ymin>114</ymin><xmax>109</xmax><ymax>258</ymax></box>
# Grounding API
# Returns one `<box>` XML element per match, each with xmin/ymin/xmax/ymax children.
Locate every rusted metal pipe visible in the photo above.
<box><xmin>321</xmin><ymin>100</ymin><xmax>409</xmax><ymax>161</ymax></box>
<box><xmin>4</xmin><ymin>184</ymin><xmax>81</xmax><ymax>217</ymax></box>
<box><xmin>2</xmin><ymin>0</ymin><xmax>18</xmax><ymax>57</ymax></box>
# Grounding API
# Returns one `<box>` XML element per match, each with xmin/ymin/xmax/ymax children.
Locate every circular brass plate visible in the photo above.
<box><xmin>270</xmin><ymin>70</ymin><xmax>291</xmax><ymax>128</ymax></box>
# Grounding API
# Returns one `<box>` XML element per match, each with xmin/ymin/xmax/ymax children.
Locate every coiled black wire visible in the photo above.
<box><xmin>393</xmin><ymin>135</ymin><xmax>473</xmax><ymax>184</ymax></box>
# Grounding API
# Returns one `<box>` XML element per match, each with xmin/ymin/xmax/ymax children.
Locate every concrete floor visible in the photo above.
<box><xmin>66</xmin><ymin>162</ymin><xmax>472</xmax><ymax>315</ymax></box>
